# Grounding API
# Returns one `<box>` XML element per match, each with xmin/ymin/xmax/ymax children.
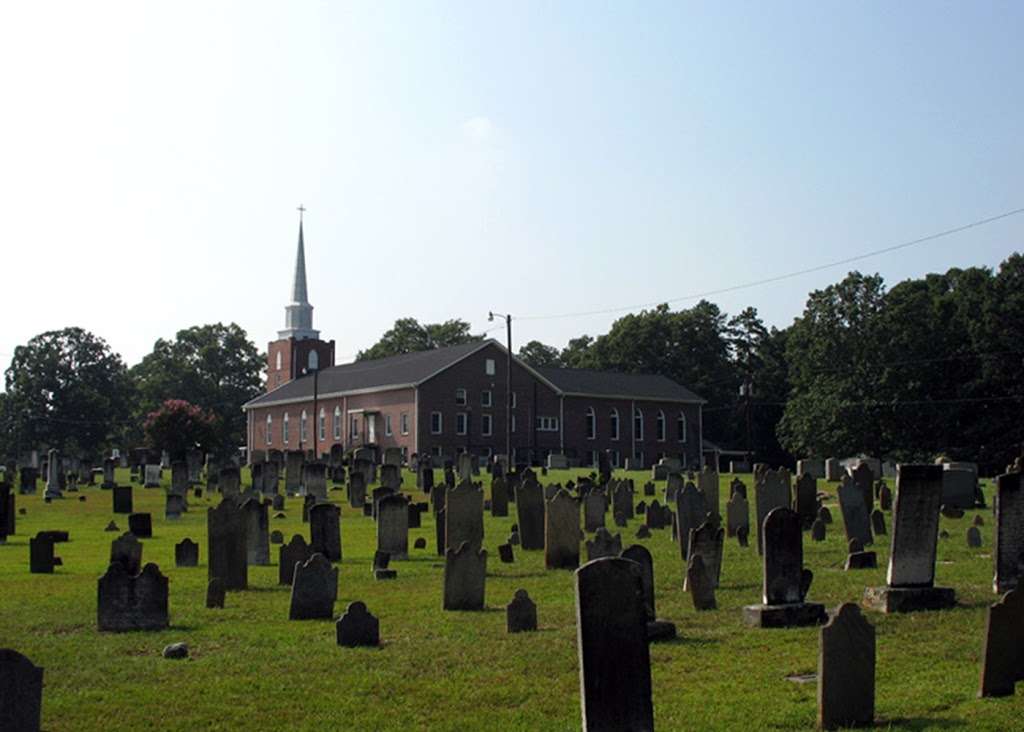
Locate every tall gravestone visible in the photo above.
<box><xmin>112</xmin><ymin>485</ymin><xmax>132</xmax><ymax>514</ymax></box>
<box><xmin>170</xmin><ymin>461</ymin><xmax>188</xmax><ymax>498</ymax></box>
<box><xmin>491</xmin><ymin>477</ymin><xmax>509</xmax><ymax>517</ymax></box>
<box><xmin>219</xmin><ymin>466</ymin><xmax>241</xmax><ymax>499</ymax></box>
<box><xmin>685</xmin><ymin>520</ymin><xmax>724</xmax><ymax>589</ymax></box>
<box><xmin>545</xmin><ymin>489</ymin><xmax>581</xmax><ymax>569</ymax></box>
<box><xmin>242</xmin><ymin>498</ymin><xmax>270</xmax><ymax>566</ymax></box>
<box><xmin>755</xmin><ymin>469</ymin><xmax>790</xmax><ymax>555</ymax></box>
<box><xmin>377</xmin><ymin>493</ymin><xmax>409</xmax><ymax>560</ymax></box>
<box><xmin>851</xmin><ymin>462</ymin><xmax>874</xmax><ymax>513</ymax></box>
<box><xmin>621</xmin><ymin>544</ymin><xmax>676</xmax><ymax>640</ymax></box>
<box><xmin>994</xmin><ymin>472</ymin><xmax>1024</xmax><ymax>594</ymax></box>
<box><xmin>583</xmin><ymin>490</ymin><xmax>606</xmax><ymax>533</ymax></box>
<box><xmin>0</xmin><ymin>648</ymin><xmax>43</xmax><ymax>731</ymax></box>
<box><xmin>102</xmin><ymin>458</ymin><xmax>117</xmax><ymax>489</ymax></box>
<box><xmin>675</xmin><ymin>483</ymin><xmax>708</xmax><ymax>560</ymax></box>
<box><xmin>303</xmin><ymin>462</ymin><xmax>328</xmax><ymax>499</ymax></box>
<box><xmin>825</xmin><ymin>458</ymin><xmax>841</xmax><ymax>481</ymax></box>
<box><xmin>744</xmin><ymin>507</ymin><xmax>826</xmax><ymax>627</ymax></box>
<box><xmin>446</xmin><ymin>480</ymin><xmax>484</xmax><ymax>553</ymax></box>
<box><xmin>697</xmin><ymin>467</ymin><xmax>719</xmax><ymax>518</ymax></box>
<box><xmin>379</xmin><ymin>463</ymin><xmax>401</xmax><ymax>491</ymax></box>
<box><xmin>110</xmin><ymin>532</ymin><xmax>142</xmax><ymax>574</ymax></box>
<box><xmin>978</xmin><ymin>587</ymin><xmax>1024</xmax><ymax>697</ymax></box>
<box><xmin>516</xmin><ymin>478</ymin><xmax>545</xmax><ymax>550</ymax></box>
<box><xmin>44</xmin><ymin>448</ymin><xmax>62</xmax><ymax>499</ymax></box>
<box><xmin>310</xmin><ymin>502</ymin><xmax>342</xmax><ymax>562</ymax></box>
<box><xmin>838</xmin><ymin>475</ymin><xmax>873</xmax><ymax>548</ymax></box>
<box><xmin>575</xmin><ymin>557</ymin><xmax>654</xmax><ymax>732</ymax></box>
<box><xmin>443</xmin><ymin>542</ymin><xmax>487</xmax><ymax>610</ymax></box>
<box><xmin>97</xmin><ymin>562</ymin><xmax>169</xmax><ymax>631</ymax></box>
<box><xmin>0</xmin><ymin>484</ymin><xmax>13</xmax><ymax>542</ymax></box>
<box><xmin>348</xmin><ymin>471</ymin><xmax>366</xmax><ymax>509</ymax></box>
<box><xmin>586</xmin><ymin>527</ymin><xmax>622</xmax><ymax>562</ymax></box>
<box><xmin>794</xmin><ymin>473</ymin><xmax>818</xmax><ymax>529</ymax></box>
<box><xmin>863</xmin><ymin>464</ymin><xmax>956</xmax><ymax>613</ymax></box>
<box><xmin>289</xmin><ymin>553</ymin><xmax>337</xmax><ymax>620</ymax></box>
<box><xmin>208</xmin><ymin>499</ymin><xmax>247</xmax><ymax>590</ymax></box>
<box><xmin>285</xmin><ymin>450</ymin><xmax>304</xmax><ymax>494</ymax></box>
<box><xmin>818</xmin><ymin>603</ymin><xmax>875</xmax><ymax>729</ymax></box>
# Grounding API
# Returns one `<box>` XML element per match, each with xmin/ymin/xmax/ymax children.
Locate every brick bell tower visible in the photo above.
<box><xmin>265</xmin><ymin>207</ymin><xmax>335</xmax><ymax>391</ymax></box>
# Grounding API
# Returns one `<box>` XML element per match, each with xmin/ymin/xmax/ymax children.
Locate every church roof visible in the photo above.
<box><xmin>245</xmin><ymin>339</ymin><xmax>704</xmax><ymax>409</ymax></box>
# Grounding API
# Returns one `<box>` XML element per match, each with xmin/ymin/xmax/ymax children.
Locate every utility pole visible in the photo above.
<box><xmin>740</xmin><ymin>375</ymin><xmax>754</xmax><ymax>469</ymax></box>
<box><xmin>488</xmin><ymin>311</ymin><xmax>513</xmax><ymax>469</ymax></box>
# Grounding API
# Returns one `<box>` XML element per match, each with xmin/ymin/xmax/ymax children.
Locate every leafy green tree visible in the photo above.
<box><xmin>143</xmin><ymin>399</ymin><xmax>217</xmax><ymax>459</ymax></box>
<box><xmin>517</xmin><ymin>340</ymin><xmax>562</xmax><ymax>368</ymax></box>
<box><xmin>131</xmin><ymin>323</ymin><xmax>263</xmax><ymax>450</ymax></box>
<box><xmin>357</xmin><ymin>318</ymin><xmax>482</xmax><ymax>360</ymax></box>
<box><xmin>559</xmin><ymin>335</ymin><xmax>596</xmax><ymax>368</ymax></box>
<box><xmin>3</xmin><ymin>327</ymin><xmax>131</xmax><ymax>457</ymax></box>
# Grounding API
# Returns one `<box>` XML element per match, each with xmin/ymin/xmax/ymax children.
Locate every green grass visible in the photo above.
<box><xmin>0</xmin><ymin>469</ymin><xmax>1017</xmax><ymax>731</ymax></box>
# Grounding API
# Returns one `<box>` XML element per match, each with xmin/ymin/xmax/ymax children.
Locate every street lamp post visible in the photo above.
<box><xmin>488</xmin><ymin>311</ymin><xmax>512</xmax><ymax>471</ymax></box>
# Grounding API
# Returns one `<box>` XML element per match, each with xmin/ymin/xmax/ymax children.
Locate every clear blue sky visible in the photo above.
<box><xmin>1</xmin><ymin>1</ymin><xmax>1022</xmax><ymax>368</ymax></box>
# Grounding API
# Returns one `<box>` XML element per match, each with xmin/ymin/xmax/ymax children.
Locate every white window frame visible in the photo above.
<box><xmin>481</xmin><ymin>390</ymin><xmax>492</xmax><ymax>407</ymax></box>
<box><xmin>283</xmin><ymin>412</ymin><xmax>290</xmax><ymax>444</ymax></box>
<box><xmin>385</xmin><ymin>414</ymin><xmax>393</xmax><ymax>436</ymax></box>
<box><xmin>350</xmin><ymin>415</ymin><xmax>359</xmax><ymax>440</ymax></box>
<box><xmin>510</xmin><ymin>392</ymin><xmax>517</xmax><ymax>409</ymax></box>
<box><xmin>481</xmin><ymin>414</ymin><xmax>492</xmax><ymax>436</ymax></box>
<box><xmin>400</xmin><ymin>412</ymin><xmax>409</xmax><ymax>435</ymax></box>
<box><xmin>485</xmin><ymin>359</ymin><xmax>495</xmax><ymax>376</ymax></box>
<box><xmin>656</xmin><ymin>410</ymin><xmax>666</xmax><ymax>442</ymax></box>
<box><xmin>300</xmin><ymin>410</ymin><xmax>308</xmax><ymax>443</ymax></box>
<box><xmin>308</xmin><ymin>350</ymin><xmax>319</xmax><ymax>370</ymax></box>
<box><xmin>536</xmin><ymin>416</ymin><xmax>559</xmax><ymax>432</ymax></box>
<box><xmin>275</xmin><ymin>351</ymin><xmax>282</xmax><ymax>370</ymax></box>
<box><xmin>432</xmin><ymin>446</ymin><xmax>443</xmax><ymax>457</ymax></box>
<box><xmin>610</xmin><ymin>409</ymin><xmax>620</xmax><ymax>441</ymax></box>
<box><xmin>678</xmin><ymin>412</ymin><xmax>687</xmax><ymax>443</ymax></box>
<box><xmin>455</xmin><ymin>388</ymin><xmax>467</xmax><ymax>406</ymax></box>
<box><xmin>431</xmin><ymin>412</ymin><xmax>443</xmax><ymax>435</ymax></box>
<box><xmin>585</xmin><ymin>407</ymin><xmax>596</xmax><ymax>440</ymax></box>
<box><xmin>333</xmin><ymin>407</ymin><xmax>341</xmax><ymax>440</ymax></box>
<box><xmin>456</xmin><ymin>412</ymin><xmax>468</xmax><ymax>436</ymax></box>
<box><xmin>318</xmin><ymin>407</ymin><xmax>326</xmax><ymax>441</ymax></box>
<box><xmin>634</xmin><ymin>408</ymin><xmax>644</xmax><ymax>441</ymax></box>
<box><xmin>266</xmin><ymin>414</ymin><xmax>273</xmax><ymax>445</ymax></box>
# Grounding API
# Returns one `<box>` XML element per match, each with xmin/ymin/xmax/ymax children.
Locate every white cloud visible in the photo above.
<box><xmin>462</xmin><ymin>116</ymin><xmax>495</xmax><ymax>144</ymax></box>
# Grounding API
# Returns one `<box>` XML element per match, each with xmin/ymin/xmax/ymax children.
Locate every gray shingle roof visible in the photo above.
<box><xmin>534</xmin><ymin>366</ymin><xmax>705</xmax><ymax>403</ymax></box>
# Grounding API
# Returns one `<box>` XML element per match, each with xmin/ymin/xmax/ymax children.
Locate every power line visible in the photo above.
<box><xmin>517</xmin><ymin>206</ymin><xmax>1024</xmax><ymax>322</ymax></box>
<box><xmin>703</xmin><ymin>394</ymin><xmax>1024</xmax><ymax>413</ymax></box>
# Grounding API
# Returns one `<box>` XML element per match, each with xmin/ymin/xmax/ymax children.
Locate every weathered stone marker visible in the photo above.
<box><xmin>863</xmin><ymin>464</ymin><xmax>956</xmax><ymax>613</ymax></box>
<box><xmin>279</xmin><ymin>534</ymin><xmax>312</xmax><ymax>586</ymax></box>
<box><xmin>309</xmin><ymin>502</ymin><xmax>342</xmax><ymax>562</ymax></box>
<box><xmin>289</xmin><ymin>553</ymin><xmax>337</xmax><ymax>620</ymax></box>
<box><xmin>446</xmin><ymin>480</ymin><xmax>484</xmax><ymax>553</ymax></box>
<box><xmin>206</xmin><ymin>578</ymin><xmax>225</xmax><ymax>609</ymax></box>
<box><xmin>377</xmin><ymin>493</ymin><xmax>409</xmax><ymax>560</ymax></box>
<box><xmin>585</xmin><ymin>527</ymin><xmax>622</xmax><ymax>563</ymax></box>
<box><xmin>794</xmin><ymin>472</ymin><xmax>818</xmax><ymax>529</ymax></box>
<box><xmin>844</xmin><ymin>538</ymin><xmax>877</xmax><ymax>570</ymax></box>
<box><xmin>685</xmin><ymin>520</ymin><xmax>724</xmax><ymax>589</ymax></box>
<box><xmin>208</xmin><ymin>499</ymin><xmax>247</xmax><ymax>591</ymax></box>
<box><xmin>574</xmin><ymin>557</ymin><xmax>654</xmax><ymax>732</ymax></box>
<box><xmin>175</xmin><ymin>538</ymin><xmax>199</xmax><ymax>567</ymax></box>
<box><xmin>128</xmin><ymin>512</ymin><xmax>152</xmax><ymax>538</ymax></box>
<box><xmin>443</xmin><ymin>542</ymin><xmax>487</xmax><ymax>611</ymax></box>
<box><xmin>97</xmin><ymin>562</ymin><xmax>169</xmax><ymax>632</ymax></box>
<box><xmin>0</xmin><ymin>648</ymin><xmax>43</xmax><ymax>732</ymax></box>
<box><xmin>336</xmin><ymin>601</ymin><xmax>380</xmax><ymax>647</ymax></box>
<box><xmin>994</xmin><ymin>472</ymin><xmax>1024</xmax><ymax>593</ymax></box>
<box><xmin>686</xmin><ymin>554</ymin><xmax>717</xmax><ymax>611</ymax></box>
<box><xmin>516</xmin><ymin>478</ymin><xmax>545</xmax><ymax>550</ymax></box>
<box><xmin>506</xmin><ymin>589</ymin><xmax>538</xmax><ymax>633</ymax></box>
<box><xmin>838</xmin><ymin>475</ymin><xmax>873</xmax><ymax>548</ymax></box>
<box><xmin>675</xmin><ymin>482</ymin><xmax>708</xmax><ymax>561</ymax></box>
<box><xmin>112</xmin><ymin>484</ymin><xmax>132</xmax><ymax>514</ymax></box>
<box><xmin>978</xmin><ymin>588</ymin><xmax>1024</xmax><ymax>697</ymax></box>
<box><xmin>818</xmin><ymin>603</ymin><xmax>875</xmax><ymax>729</ymax></box>
<box><xmin>545</xmin><ymin>489</ymin><xmax>581</xmax><ymax>569</ymax></box>
<box><xmin>755</xmin><ymin>469</ymin><xmax>790</xmax><ymax>556</ymax></box>
<box><xmin>110</xmin><ymin>532</ymin><xmax>143</xmax><ymax>575</ymax></box>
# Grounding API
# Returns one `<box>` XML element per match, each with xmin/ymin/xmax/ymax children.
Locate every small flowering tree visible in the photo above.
<box><xmin>143</xmin><ymin>399</ymin><xmax>218</xmax><ymax>459</ymax></box>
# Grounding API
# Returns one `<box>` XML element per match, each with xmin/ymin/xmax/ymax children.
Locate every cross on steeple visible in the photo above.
<box><xmin>297</xmin><ymin>204</ymin><xmax>306</xmax><ymax>223</ymax></box>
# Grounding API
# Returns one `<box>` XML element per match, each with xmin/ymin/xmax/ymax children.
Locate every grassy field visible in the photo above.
<box><xmin>0</xmin><ymin>468</ymin><xmax>1019</xmax><ymax>731</ymax></box>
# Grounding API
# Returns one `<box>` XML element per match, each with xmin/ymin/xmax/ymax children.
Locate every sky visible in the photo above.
<box><xmin>2</xmin><ymin>1</ymin><xmax>1022</xmax><ymax>373</ymax></box>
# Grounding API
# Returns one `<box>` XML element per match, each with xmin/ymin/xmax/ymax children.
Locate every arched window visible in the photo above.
<box><xmin>634</xmin><ymin>408</ymin><xmax>644</xmax><ymax>441</ymax></box>
<box><xmin>318</xmin><ymin>407</ymin><xmax>326</xmax><ymax>441</ymax></box>
<box><xmin>300</xmin><ymin>410</ymin><xmax>308</xmax><ymax>443</ymax></box>
<box><xmin>275</xmin><ymin>351</ymin><xmax>282</xmax><ymax>371</ymax></box>
<box><xmin>677</xmin><ymin>412</ymin><xmax>687</xmax><ymax>442</ymax></box>
<box><xmin>333</xmin><ymin>406</ymin><xmax>342</xmax><ymax>440</ymax></box>
<box><xmin>656</xmin><ymin>410</ymin><xmax>666</xmax><ymax>441</ymax></box>
<box><xmin>308</xmin><ymin>350</ymin><xmax>319</xmax><ymax>371</ymax></box>
<box><xmin>266</xmin><ymin>414</ymin><xmax>273</xmax><ymax>445</ymax></box>
<box><xmin>610</xmin><ymin>409</ymin><xmax>620</xmax><ymax>441</ymax></box>
<box><xmin>585</xmin><ymin>407</ymin><xmax>596</xmax><ymax>440</ymax></box>
<box><xmin>283</xmin><ymin>412</ymin><xmax>290</xmax><ymax>444</ymax></box>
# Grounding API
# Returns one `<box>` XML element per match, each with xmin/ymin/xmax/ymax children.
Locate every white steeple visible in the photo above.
<box><xmin>278</xmin><ymin>209</ymin><xmax>320</xmax><ymax>340</ymax></box>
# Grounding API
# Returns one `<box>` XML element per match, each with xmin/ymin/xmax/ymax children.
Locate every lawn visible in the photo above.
<box><xmin>0</xmin><ymin>468</ymin><xmax>1018</xmax><ymax>731</ymax></box>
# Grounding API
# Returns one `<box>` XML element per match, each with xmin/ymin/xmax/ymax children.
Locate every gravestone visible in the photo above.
<box><xmin>175</xmin><ymin>538</ymin><xmax>199</xmax><ymax>567</ymax></box>
<box><xmin>0</xmin><ymin>484</ymin><xmax>14</xmax><ymax>541</ymax></box>
<box><xmin>574</xmin><ymin>557</ymin><xmax>653</xmax><ymax>732</ymax></box>
<box><xmin>29</xmin><ymin>533</ymin><xmax>60</xmax><ymax>573</ymax></box>
<box><xmin>726</xmin><ymin>493</ymin><xmax>749</xmax><ymax>538</ymax></box>
<box><xmin>0</xmin><ymin>648</ymin><xmax>43</xmax><ymax>731</ymax></box>
<box><xmin>242</xmin><ymin>498</ymin><xmax>270</xmax><ymax>565</ymax></box>
<box><xmin>446</xmin><ymin>480</ymin><xmax>484</xmax><ymax>553</ymax></box>
<box><xmin>645</xmin><ymin>499</ymin><xmax>667</xmax><ymax>530</ymax></box>
<box><xmin>102</xmin><ymin>458</ymin><xmax>116</xmax><ymax>489</ymax></box>
<box><xmin>165</xmin><ymin>493</ymin><xmax>186</xmax><ymax>520</ymax></box>
<box><xmin>516</xmin><ymin>478</ymin><xmax>545</xmax><ymax>550</ymax></box>
<box><xmin>310</xmin><ymin>503</ymin><xmax>342</xmax><ymax>562</ymax></box>
<box><xmin>284</xmin><ymin>450</ymin><xmax>304</xmax><ymax>494</ymax></box>
<box><xmin>219</xmin><ymin>466</ymin><xmax>241</xmax><ymax>498</ymax></box>
<box><xmin>621</xmin><ymin>544</ymin><xmax>676</xmax><ymax>640</ymax></box>
<box><xmin>675</xmin><ymin>483</ymin><xmax>708</xmax><ymax>560</ymax></box>
<box><xmin>128</xmin><ymin>513</ymin><xmax>152</xmax><ymax>538</ymax></box>
<box><xmin>490</xmin><ymin>477</ymin><xmax>509</xmax><ymax>517</ymax></box>
<box><xmin>845</xmin><ymin>537</ymin><xmax>877</xmax><ymax>570</ymax></box>
<box><xmin>666</xmin><ymin>473</ymin><xmax>684</xmax><ymax>503</ymax></box>
<box><xmin>697</xmin><ymin>467</ymin><xmax>720</xmax><ymax>519</ymax></box>
<box><xmin>457</xmin><ymin>453</ymin><xmax>473</xmax><ymax>482</ymax></box>
<box><xmin>797</xmin><ymin>458</ymin><xmax>825</xmax><ymax>479</ymax></box>
<box><xmin>372</xmin><ymin>550</ymin><xmax>396</xmax><ymax>580</ymax></box>
<box><xmin>419</xmin><ymin>466</ymin><xmax>434</xmax><ymax>494</ymax></box>
<box><xmin>110</xmin><ymin>532</ymin><xmax>143</xmax><ymax>574</ymax></box>
<box><xmin>863</xmin><ymin>464</ymin><xmax>956</xmax><ymax>613</ymax></box>
<box><xmin>685</xmin><ymin>520</ymin><xmax>724</xmax><ymax>589</ymax></box>
<box><xmin>818</xmin><ymin>506</ymin><xmax>833</xmax><ymax>524</ymax></box>
<box><xmin>170</xmin><ymin>461</ymin><xmax>188</xmax><ymax>498</ymax></box>
<box><xmin>838</xmin><ymin>475</ymin><xmax>873</xmax><ymax>548</ymax></box>
<box><xmin>302</xmin><ymin>462</ymin><xmax>328</xmax><ymax>499</ymax></box>
<box><xmin>871</xmin><ymin>509</ymin><xmax>886</xmax><ymax>536</ymax></box>
<box><xmin>978</xmin><ymin>588</ymin><xmax>1024</xmax><ymax>697</ymax></box>
<box><xmin>377</xmin><ymin>493</ymin><xmax>409</xmax><ymax>560</ymax></box>
<box><xmin>586</xmin><ymin>527</ymin><xmax>622</xmax><ymax>562</ymax></box>
<box><xmin>811</xmin><ymin>518</ymin><xmax>826</xmax><ymax>541</ymax></box>
<box><xmin>686</xmin><ymin>554</ymin><xmax>717</xmax><ymax>611</ymax></box>
<box><xmin>818</xmin><ymin>603</ymin><xmax>875</xmax><ymax>729</ymax></box>
<box><xmin>112</xmin><ymin>485</ymin><xmax>132</xmax><ymax>514</ymax></box>
<box><xmin>755</xmin><ymin>469</ymin><xmax>790</xmax><ymax>555</ymax></box>
<box><xmin>506</xmin><ymin>589</ymin><xmax>537</xmax><ymax>633</ymax></box>
<box><xmin>968</xmin><ymin>526</ymin><xmax>983</xmax><ymax>548</ymax></box>
<box><xmin>336</xmin><ymin>601</ymin><xmax>380</xmax><ymax>647</ymax></box>
<box><xmin>744</xmin><ymin>507</ymin><xmax>826</xmax><ymax>627</ymax></box>
<box><xmin>371</xmin><ymin>487</ymin><xmax>395</xmax><ymax>519</ymax></box>
<box><xmin>546</xmin><ymin>489</ymin><xmax>581</xmax><ymax>569</ymax></box>
<box><xmin>44</xmin><ymin>448</ymin><xmax>62</xmax><ymax>499</ymax></box>
<box><xmin>825</xmin><ymin>458</ymin><xmax>841</xmax><ymax>481</ymax></box>
<box><xmin>878</xmin><ymin>482</ymin><xmax>893</xmax><ymax>511</ymax></box>
<box><xmin>289</xmin><ymin>553</ymin><xmax>338</xmax><ymax>620</ymax></box>
<box><xmin>994</xmin><ymin>472</ymin><xmax>1024</xmax><ymax>593</ymax></box>
<box><xmin>279</xmin><ymin>534</ymin><xmax>313</xmax><ymax>586</ymax></box>
<box><xmin>435</xmin><ymin>508</ymin><xmax>447</xmax><ymax>556</ymax></box>
<box><xmin>942</xmin><ymin>467</ymin><xmax>977</xmax><ymax>509</ymax></box>
<box><xmin>379</xmin><ymin>463</ymin><xmax>401</xmax><ymax>491</ymax></box>
<box><xmin>143</xmin><ymin>464</ymin><xmax>161</xmax><ymax>488</ymax></box>
<box><xmin>208</xmin><ymin>499</ymin><xmax>247</xmax><ymax>591</ymax></box>
<box><xmin>302</xmin><ymin>495</ymin><xmax>318</xmax><ymax>523</ymax></box>
<box><xmin>730</xmin><ymin>477</ymin><xmax>747</xmax><ymax>499</ymax></box>
<box><xmin>443</xmin><ymin>542</ymin><xmax>487</xmax><ymax>610</ymax></box>
<box><xmin>583</xmin><ymin>490</ymin><xmax>606</xmax><ymax>533</ymax></box>
<box><xmin>794</xmin><ymin>473</ymin><xmax>818</xmax><ymax>529</ymax></box>
<box><xmin>97</xmin><ymin>562</ymin><xmax>169</xmax><ymax>631</ymax></box>
<box><xmin>851</xmin><ymin>462</ymin><xmax>874</xmax><ymax>513</ymax></box>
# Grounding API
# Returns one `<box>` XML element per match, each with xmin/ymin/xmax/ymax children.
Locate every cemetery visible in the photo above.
<box><xmin>1</xmin><ymin>458</ymin><xmax>1022</xmax><ymax>730</ymax></box>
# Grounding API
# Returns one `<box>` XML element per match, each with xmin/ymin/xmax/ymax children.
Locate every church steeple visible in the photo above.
<box><xmin>278</xmin><ymin>207</ymin><xmax>320</xmax><ymax>340</ymax></box>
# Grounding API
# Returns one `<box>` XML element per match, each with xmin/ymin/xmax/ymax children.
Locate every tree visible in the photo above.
<box><xmin>357</xmin><ymin>318</ymin><xmax>483</xmax><ymax>361</ymax></box>
<box><xmin>517</xmin><ymin>340</ymin><xmax>562</xmax><ymax>368</ymax></box>
<box><xmin>3</xmin><ymin>327</ymin><xmax>131</xmax><ymax>457</ymax></box>
<box><xmin>131</xmin><ymin>323</ymin><xmax>263</xmax><ymax>451</ymax></box>
<box><xmin>559</xmin><ymin>335</ymin><xmax>595</xmax><ymax>369</ymax></box>
<box><xmin>143</xmin><ymin>399</ymin><xmax>217</xmax><ymax>459</ymax></box>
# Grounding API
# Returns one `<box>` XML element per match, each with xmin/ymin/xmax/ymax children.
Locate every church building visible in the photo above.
<box><xmin>243</xmin><ymin>221</ymin><xmax>706</xmax><ymax>469</ymax></box>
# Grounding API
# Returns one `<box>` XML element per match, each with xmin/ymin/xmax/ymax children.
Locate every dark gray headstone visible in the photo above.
<box><xmin>377</xmin><ymin>493</ymin><xmax>409</xmax><ymax>560</ymax></box>
<box><xmin>887</xmin><ymin>465</ymin><xmax>943</xmax><ymax>587</ymax></box>
<box><xmin>498</xmin><ymin>543</ymin><xmax>514</xmax><ymax>563</ymax></box>
<box><xmin>206</xmin><ymin>578</ymin><xmax>225</xmax><ymax>609</ymax></box>
<box><xmin>968</xmin><ymin>526</ymin><xmax>983</xmax><ymax>548</ymax></box>
<box><xmin>506</xmin><ymin>589</ymin><xmax>537</xmax><ymax>633</ymax></box>
<box><xmin>443</xmin><ymin>542</ymin><xmax>487</xmax><ymax>611</ymax></box>
<box><xmin>29</xmin><ymin>533</ymin><xmax>59</xmax><ymax>573</ymax></box>
<box><xmin>128</xmin><ymin>513</ymin><xmax>152</xmax><ymax>538</ymax></box>
<box><xmin>763</xmin><ymin>507</ymin><xmax>804</xmax><ymax>605</ymax></box>
<box><xmin>675</xmin><ymin>483</ymin><xmax>708</xmax><ymax>561</ymax></box>
<box><xmin>446</xmin><ymin>481</ymin><xmax>484</xmax><ymax>553</ymax></box>
<box><xmin>811</xmin><ymin>518</ymin><xmax>826</xmax><ymax>542</ymax></box>
<box><xmin>818</xmin><ymin>603</ymin><xmax>875</xmax><ymax>729</ymax></box>
<box><xmin>242</xmin><ymin>498</ymin><xmax>270</xmax><ymax>566</ymax></box>
<box><xmin>995</xmin><ymin>473</ymin><xmax>1024</xmax><ymax>593</ymax></box>
<box><xmin>0</xmin><ymin>648</ymin><xmax>43</xmax><ymax>731</ymax></box>
<box><xmin>336</xmin><ymin>601</ymin><xmax>379</xmax><ymax>647</ymax></box>
<box><xmin>516</xmin><ymin>479</ymin><xmax>545</xmax><ymax>550</ymax></box>
<box><xmin>208</xmin><ymin>499</ymin><xmax>247</xmax><ymax>591</ymax></box>
<box><xmin>110</xmin><ymin>532</ymin><xmax>142</xmax><ymax>574</ymax></box>
<box><xmin>755</xmin><ymin>470</ymin><xmax>790</xmax><ymax>556</ymax></box>
<box><xmin>838</xmin><ymin>476</ymin><xmax>873</xmax><ymax>548</ymax></box>
<box><xmin>279</xmin><ymin>534</ymin><xmax>313</xmax><ymax>586</ymax></box>
<box><xmin>870</xmin><ymin>509</ymin><xmax>886</xmax><ymax>536</ymax></box>
<box><xmin>97</xmin><ymin>562</ymin><xmax>169</xmax><ymax>632</ymax></box>
<box><xmin>586</xmin><ymin>527</ymin><xmax>622</xmax><ymax>563</ymax></box>
<box><xmin>978</xmin><ymin>587</ymin><xmax>1024</xmax><ymax>697</ymax></box>
<box><xmin>545</xmin><ymin>489</ymin><xmax>581</xmax><ymax>569</ymax></box>
<box><xmin>686</xmin><ymin>554</ymin><xmax>717</xmax><ymax>611</ymax></box>
<box><xmin>851</xmin><ymin>463</ymin><xmax>874</xmax><ymax>513</ymax></box>
<box><xmin>795</xmin><ymin>473</ymin><xmax>818</xmax><ymax>529</ymax></box>
<box><xmin>685</xmin><ymin>521</ymin><xmax>724</xmax><ymax>589</ymax></box>
<box><xmin>112</xmin><ymin>485</ymin><xmax>132</xmax><ymax>514</ymax></box>
<box><xmin>175</xmin><ymin>538</ymin><xmax>199</xmax><ymax>567</ymax></box>
<box><xmin>289</xmin><ymin>553</ymin><xmax>337</xmax><ymax>620</ymax></box>
<box><xmin>310</xmin><ymin>503</ymin><xmax>342</xmax><ymax>562</ymax></box>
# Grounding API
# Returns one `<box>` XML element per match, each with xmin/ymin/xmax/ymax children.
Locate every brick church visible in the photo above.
<box><xmin>243</xmin><ymin>220</ymin><xmax>706</xmax><ymax>469</ymax></box>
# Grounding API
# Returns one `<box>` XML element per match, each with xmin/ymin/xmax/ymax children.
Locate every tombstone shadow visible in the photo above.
<box><xmin>654</xmin><ymin>635</ymin><xmax>720</xmax><ymax>648</ymax></box>
<box><xmin>882</xmin><ymin>718</ymin><xmax>967</xmax><ymax>730</ymax></box>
